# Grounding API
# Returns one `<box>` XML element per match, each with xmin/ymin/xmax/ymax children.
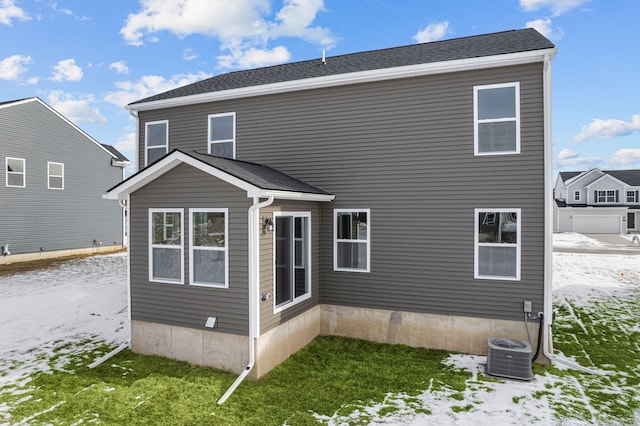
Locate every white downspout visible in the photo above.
<box><xmin>541</xmin><ymin>53</ymin><xmax>599</xmax><ymax>375</ymax></box>
<box><xmin>218</xmin><ymin>196</ymin><xmax>275</xmax><ymax>404</ymax></box>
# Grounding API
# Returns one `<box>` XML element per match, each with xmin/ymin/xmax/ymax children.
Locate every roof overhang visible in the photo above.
<box><xmin>127</xmin><ymin>48</ymin><xmax>558</xmax><ymax>112</ymax></box>
<box><xmin>104</xmin><ymin>150</ymin><xmax>335</xmax><ymax>202</ymax></box>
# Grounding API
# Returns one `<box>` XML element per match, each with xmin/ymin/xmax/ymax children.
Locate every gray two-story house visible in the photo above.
<box><xmin>554</xmin><ymin>168</ymin><xmax>640</xmax><ymax>234</ymax></box>
<box><xmin>106</xmin><ymin>29</ymin><xmax>557</xmax><ymax>380</ymax></box>
<box><xmin>1</xmin><ymin>97</ymin><xmax>129</xmax><ymax>262</ymax></box>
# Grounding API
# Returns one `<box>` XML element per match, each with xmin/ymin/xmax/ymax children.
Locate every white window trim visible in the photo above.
<box><xmin>626</xmin><ymin>190</ymin><xmax>638</xmax><ymax>203</ymax></box>
<box><xmin>47</xmin><ymin>162</ymin><xmax>64</xmax><ymax>190</ymax></box>
<box><xmin>474</xmin><ymin>208</ymin><xmax>521</xmax><ymax>281</ymax></box>
<box><xmin>596</xmin><ymin>190</ymin><xmax>616</xmax><ymax>203</ymax></box>
<box><xmin>189</xmin><ymin>208</ymin><xmax>229</xmax><ymax>288</ymax></box>
<box><xmin>145</xmin><ymin>120</ymin><xmax>169</xmax><ymax>166</ymax></box>
<box><xmin>333</xmin><ymin>208</ymin><xmax>371</xmax><ymax>273</ymax></box>
<box><xmin>6</xmin><ymin>157</ymin><xmax>25</xmax><ymax>188</ymax></box>
<box><xmin>208</xmin><ymin>112</ymin><xmax>236</xmax><ymax>159</ymax></box>
<box><xmin>148</xmin><ymin>208</ymin><xmax>184</xmax><ymax>284</ymax></box>
<box><xmin>473</xmin><ymin>82</ymin><xmax>521</xmax><ymax>156</ymax></box>
<box><xmin>273</xmin><ymin>211</ymin><xmax>312</xmax><ymax>313</ymax></box>
<box><xmin>574</xmin><ymin>190</ymin><xmax>581</xmax><ymax>202</ymax></box>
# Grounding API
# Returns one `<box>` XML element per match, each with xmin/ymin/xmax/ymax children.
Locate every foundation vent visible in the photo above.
<box><xmin>486</xmin><ymin>337</ymin><xmax>533</xmax><ymax>381</ymax></box>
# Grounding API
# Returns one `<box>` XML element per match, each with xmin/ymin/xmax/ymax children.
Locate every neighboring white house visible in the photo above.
<box><xmin>554</xmin><ymin>168</ymin><xmax>640</xmax><ymax>234</ymax></box>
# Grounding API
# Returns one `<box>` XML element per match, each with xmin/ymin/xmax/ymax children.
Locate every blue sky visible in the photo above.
<box><xmin>1</xmin><ymin>0</ymin><xmax>638</xmax><ymax>174</ymax></box>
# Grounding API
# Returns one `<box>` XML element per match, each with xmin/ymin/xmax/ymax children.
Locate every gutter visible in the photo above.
<box><xmin>541</xmin><ymin>53</ymin><xmax>599</xmax><ymax>375</ymax></box>
<box><xmin>217</xmin><ymin>196</ymin><xmax>275</xmax><ymax>404</ymax></box>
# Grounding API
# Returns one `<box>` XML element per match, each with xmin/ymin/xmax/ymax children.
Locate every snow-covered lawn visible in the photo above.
<box><xmin>0</xmin><ymin>233</ymin><xmax>638</xmax><ymax>424</ymax></box>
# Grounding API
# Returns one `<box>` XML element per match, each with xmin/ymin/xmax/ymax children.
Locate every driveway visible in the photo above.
<box><xmin>554</xmin><ymin>233</ymin><xmax>640</xmax><ymax>255</ymax></box>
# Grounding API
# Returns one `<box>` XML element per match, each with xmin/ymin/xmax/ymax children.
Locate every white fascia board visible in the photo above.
<box><xmin>105</xmin><ymin>151</ymin><xmax>262</xmax><ymax>200</ymax></box>
<box><xmin>259</xmin><ymin>190</ymin><xmax>335</xmax><ymax>202</ymax></box>
<box><xmin>128</xmin><ymin>48</ymin><xmax>558</xmax><ymax>112</ymax></box>
<box><xmin>568</xmin><ymin>168</ymin><xmax>604</xmax><ymax>186</ymax></box>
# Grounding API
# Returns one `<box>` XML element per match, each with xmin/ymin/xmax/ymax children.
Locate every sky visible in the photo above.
<box><xmin>1</xmin><ymin>0</ymin><xmax>639</xmax><ymax>175</ymax></box>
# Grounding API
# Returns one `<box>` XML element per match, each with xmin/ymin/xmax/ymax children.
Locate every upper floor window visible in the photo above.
<box><xmin>149</xmin><ymin>208</ymin><xmax>184</xmax><ymax>284</ymax></box>
<box><xmin>595</xmin><ymin>190</ymin><xmax>617</xmax><ymax>203</ymax></box>
<box><xmin>334</xmin><ymin>209</ymin><xmax>370</xmax><ymax>273</ymax></box>
<box><xmin>208</xmin><ymin>113</ymin><xmax>235</xmax><ymax>159</ymax></box>
<box><xmin>475</xmin><ymin>209</ymin><xmax>521</xmax><ymax>281</ymax></box>
<box><xmin>574</xmin><ymin>190</ymin><xmax>581</xmax><ymax>202</ymax></box>
<box><xmin>48</xmin><ymin>162</ymin><xmax>64</xmax><ymax>190</ymax></box>
<box><xmin>6</xmin><ymin>157</ymin><xmax>25</xmax><ymax>187</ymax></box>
<box><xmin>145</xmin><ymin>120</ymin><xmax>168</xmax><ymax>166</ymax></box>
<box><xmin>626</xmin><ymin>190</ymin><xmax>638</xmax><ymax>203</ymax></box>
<box><xmin>474</xmin><ymin>82</ymin><xmax>520</xmax><ymax>155</ymax></box>
<box><xmin>190</xmin><ymin>208</ymin><xmax>228</xmax><ymax>288</ymax></box>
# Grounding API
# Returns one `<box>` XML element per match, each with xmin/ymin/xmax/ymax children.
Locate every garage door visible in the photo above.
<box><xmin>573</xmin><ymin>215</ymin><xmax>621</xmax><ymax>234</ymax></box>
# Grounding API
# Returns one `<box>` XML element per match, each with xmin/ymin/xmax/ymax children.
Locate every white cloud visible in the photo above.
<box><xmin>50</xmin><ymin>58</ymin><xmax>83</xmax><ymax>82</ymax></box>
<box><xmin>120</xmin><ymin>0</ymin><xmax>334</xmax><ymax>68</ymax></box>
<box><xmin>0</xmin><ymin>54</ymin><xmax>32</xmax><ymax>80</ymax></box>
<box><xmin>413</xmin><ymin>20</ymin><xmax>450</xmax><ymax>43</ymax></box>
<box><xmin>574</xmin><ymin>115</ymin><xmax>640</xmax><ymax>142</ymax></box>
<box><xmin>525</xmin><ymin>18</ymin><xmax>563</xmax><ymax>40</ymax></box>
<box><xmin>109</xmin><ymin>61</ymin><xmax>129</xmax><ymax>74</ymax></box>
<box><xmin>0</xmin><ymin>0</ymin><xmax>31</xmax><ymax>25</ymax></box>
<box><xmin>48</xmin><ymin>91</ymin><xmax>107</xmax><ymax>125</ymax></box>
<box><xmin>556</xmin><ymin>148</ymin><xmax>601</xmax><ymax>167</ymax></box>
<box><xmin>104</xmin><ymin>71</ymin><xmax>212</xmax><ymax>107</ymax></box>
<box><xmin>609</xmin><ymin>148</ymin><xmax>640</xmax><ymax>167</ymax></box>
<box><xmin>183</xmin><ymin>48</ymin><xmax>198</xmax><ymax>61</ymax></box>
<box><xmin>519</xmin><ymin>0</ymin><xmax>590</xmax><ymax>16</ymax></box>
<box><xmin>217</xmin><ymin>45</ymin><xmax>291</xmax><ymax>69</ymax></box>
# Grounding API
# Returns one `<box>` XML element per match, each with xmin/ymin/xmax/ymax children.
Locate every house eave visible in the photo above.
<box><xmin>258</xmin><ymin>190</ymin><xmax>335</xmax><ymax>202</ymax></box>
<box><xmin>127</xmin><ymin>48</ymin><xmax>558</xmax><ymax>112</ymax></box>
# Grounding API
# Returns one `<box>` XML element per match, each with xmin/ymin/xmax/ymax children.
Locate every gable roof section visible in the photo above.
<box><xmin>559</xmin><ymin>169</ymin><xmax>640</xmax><ymax>187</ymax></box>
<box><xmin>101</xmin><ymin>144</ymin><xmax>131</xmax><ymax>167</ymax></box>
<box><xmin>1</xmin><ymin>97</ymin><xmax>128</xmax><ymax>164</ymax></box>
<box><xmin>129</xmin><ymin>28</ymin><xmax>556</xmax><ymax>111</ymax></box>
<box><xmin>584</xmin><ymin>173</ymin><xmax>629</xmax><ymax>188</ymax></box>
<box><xmin>105</xmin><ymin>150</ymin><xmax>334</xmax><ymax>202</ymax></box>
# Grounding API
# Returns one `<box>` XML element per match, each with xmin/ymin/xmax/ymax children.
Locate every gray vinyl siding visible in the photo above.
<box><xmin>258</xmin><ymin>201</ymin><xmax>322</xmax><ymax>334</ymax></box>
<box><xmin>137</xmin><ymin>62</ymin><xmax>546</xmax><ymax>322</ymax></box>
<box><xmin>0</xmin><ymin>100</ymin><xmax>124</xmax><ymax>254</ymax></box>
<box><xmin>129</xmin><ymin>163</ymin><xmax>252</xmax><ymax>334</ymax></box>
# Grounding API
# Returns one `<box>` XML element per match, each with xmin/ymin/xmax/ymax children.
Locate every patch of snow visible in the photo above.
<box><xmin>553</xmin><ymin>233</ymin><xmax>604</xmax><ymax>249</ymax></box>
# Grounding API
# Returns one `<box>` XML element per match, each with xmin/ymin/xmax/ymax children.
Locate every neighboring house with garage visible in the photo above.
<box><xmin>554</xmin><ymin>168</ymin><xmax>640</xmax><ymax>234</ymax></box>
<box><xmin>0</xmin><ymin>97</ymin><xmax>130</xmax><ymax>263</ymax></box>
<box><xmin>105</xmin><ymin>28</ymin><xmax>557</xmax><ymax>380</ymax></box>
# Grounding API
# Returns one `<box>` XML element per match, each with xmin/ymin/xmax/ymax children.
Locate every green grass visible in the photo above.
<box><xmin>1</xmin><ymin>291</ymin><xmax>639</xmax><ymax>425</ymax></box>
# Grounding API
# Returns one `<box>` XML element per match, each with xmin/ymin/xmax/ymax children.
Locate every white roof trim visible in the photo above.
<box><xmin>1</xmin><ymin>97</ymin><xmax>123</xmax><ymax>162</ymax></box>
<box><xmin>565</xmin><ymin>168</ymin><xmax>604</xmax><ymax>186</ymax></box>
<box><xmin>104</xmin><ymin>151</ymin><xmax>334</xmax><ymax>202</ymax></box>
<box><xmin>584</xmin><ymin>173</ymin><xmax>629</xmax><ymax>188</ymax></box>
<box><xmin>128</xmin><ymin>48</ymin><xmax>558</xmax><ymax>112</ymax></box>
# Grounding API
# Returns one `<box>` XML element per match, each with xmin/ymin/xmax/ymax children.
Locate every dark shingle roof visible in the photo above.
<box><xmin>0</xmin><ymin>98</ymin><xmax>32</xmax><ymax>107</ymax></box>
<box><xmin>560</xmin><ymin>169</ymin><xmax>640</xmax><ymax>186</ymax></box>
<box><xmin>184</xmin><ymin>150</ymin><xmax>331</xmax><ymax>195</ymax></box>
<box><xmin>101</xmin><ymin>144</ymin><xmax>130</xmax><ymax>162</ymax></box>
<box><xmin>605</xmin><ymin>170</ymin><xmax>640</xmax><ymax>186</ymax></box>
<box><xmin>131</xmin><ymin>28</ymin><xmax>554</xmax><ymax>105</ymax></box>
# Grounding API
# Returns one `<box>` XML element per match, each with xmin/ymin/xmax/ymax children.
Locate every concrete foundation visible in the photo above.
<box><xmin>0</xmin><ymin>245</ymin><xmax>123</xmax><ymax>265</ymax></box>
<box><xmin>130</xmin><ymin>304</ymin><xmax>542</xmax><ymax>379</ymax></box>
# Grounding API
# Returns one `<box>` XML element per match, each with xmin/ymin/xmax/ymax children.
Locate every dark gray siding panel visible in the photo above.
<box><xmin>129</xmin><ymin>164</ymin><xmax>251</xmax><ymax>334</ymax></box>
<box><xmin>0</xmin><ymin>100</ymin><xmax>124</xmax><ymax>254</ymax></box>
<box><xmin>258</xmin><ymin>200</ymin><xmax>321</xmax><ymax>334</ymax></box>
<box><xmin>137</xmin><ymin>63</ymin><xmax>546</xmax><ymax>322</ymax></box>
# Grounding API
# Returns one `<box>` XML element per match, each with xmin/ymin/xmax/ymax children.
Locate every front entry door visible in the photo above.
<box><xmin>628</xmin><ymin>212</ymin><xmax>636</xmax><ymax>230</ymax></box>
<box><xmin>274</xmin><ymin>214</ymin><xmax>310</xmax><ymax>309</ymax></box>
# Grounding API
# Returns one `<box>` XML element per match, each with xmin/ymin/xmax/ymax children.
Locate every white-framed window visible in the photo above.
<box><xmin>334</xmin><ymin>209</ymin><xmax>370</xmax><ymax>272</ymax></box>
<box><xmin>208</xmin><ymin>112</ymin><xmax>235</xmax><ymax>159</ymax></box>
<box><xmin>6</xmin><ymin>157</ymin><xmax>25</xmax><ymax>187</ymax></box>
<box><xmin>48</xmin><ymin>162</ymin><xmax>64</xmax><ymax>190</ymax></box>
<box><xmin>626</xmin><ymin>190</ymin><xmax>638</xmax><ymax>203</ymax></box>
<box><xmin>596</xmin><ymin>190</ymin><xmax>617</xmax><ymax>203</ymax></box>
<box><xmin>274</xmin><ymin>212</ymin><xmax>311</xmax><ymax>312</ymax></box>
<box><xmin>475</xmin><ymin>208</ymin><xmax>521</xmax><ymax>281</ymax></box>
<box><xmin>189</xmin><ymin>208</ymin><xmax>228</xmax><ymax>288</ymax></box>
<box><xmin>474</xmin><ymin>82</ymin><xmax>520</xmax><ymax>155</ymax></box>
<box><xmin>145</xmin><ymin>120</ymin><xmax>168</xmax><ymax>166</ymax></box>
<box><xmin>574</xmin><ymin>190</ymin><xmax>581</xmax><ymax>202</ymax></box>
<box><xmin>149</xmin><ymin>208</ymin><xmax>184</xmax><ymax>284</ymax></box>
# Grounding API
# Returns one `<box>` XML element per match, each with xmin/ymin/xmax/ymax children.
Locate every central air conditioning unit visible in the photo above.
<box><xmin>486</xmin><ymin>337</ymin><xmax>533</xmax><ymax>381</ymax></box>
